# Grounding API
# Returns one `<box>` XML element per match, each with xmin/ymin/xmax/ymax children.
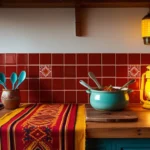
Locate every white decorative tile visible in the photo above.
<box><xmin>39</xmin><ymin>65</ymin><xmax>52</xmax><ymax>78</ymax></box>
<box><xmin>128</xmin><ymin>65</ymin><xmax>141</xmax><ymax>77</ymax></box>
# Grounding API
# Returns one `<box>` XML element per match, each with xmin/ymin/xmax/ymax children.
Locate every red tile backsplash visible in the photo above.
<box><xmin>102</xmin><ymin>53</ymin><xmax>115</xmax><ymax>64</ymax></box>
<box><xmin>0</xmin><ymin>53</ymin><xmax>148</xmax><ymax>104</ymax></box>
<box><xmin>65</xmin><ymin>54</ymin><xmax>76</xmax><ymax>64</ymax></box>
<box><xmin>128</xmin><ymin>54</ymin><xmax>140</xmax><ymax>64</ymax></box>
<box><xmin>116</xmin><ymin>54</ymin><xmax>127</xmax><ymax>64</ymax></box>
<box><xmin>102</xmin><ymin>66</ymin><xmax>115</xmax><ymax>77</ymax></box>
<box><xmin>65</xmin><ymin>79</ymin><xmax>76</xmax><ymax>90</ymax></box>
<box><xmin>89</xmin><ymin>53</ymin><xmax>101</xmax><ymax>64</ymax></box>
<box><xmin>0</xmin><ymin>54</ymin><xmax>5</xmax><ymax>65</ymax></box>
<box><xmin>77</xmin><ymin>54</ymin><xmax>88</xmax><ymax>64</ymax></box>
<box><xmin>29</xmin><ymin>66</ymin><xmax>39</xmax><ymax>78</ymax></box>
<box><xmin>29</xmin><ymin>54</ymin><xmax>39</xmax><ymax>64</ymax></box>
<box><xmin>116</xmin><ymin>66</ymin><xmax>128</xmax><ymax>77</ymax></box>
<box><xmin>40</xmin><ymin>91</ymin><xmax>52</xmax><ymax>103</ymax></box>
<box><xmin>64</xmin><ymin>66</ymin><xmax>76</xmax><ymax>77</ymax></box>
<box><xmin>52</xmin><ymin>54</ymin><xmax>63</xmax><ymax>64</ymax></box>
<box><xmin>65</xmin><ymin>91</ymin><xmax>76</xmax><ymax>103</ymax></box>
<box><xmin>17</xmin><ymin>54</ymin><xmax>28</xmax><ymax>64</ymax></box>
<box><xmin>6</xmin><ymin>54</ymin><xmax>16</xmax><ymax>65</ymax></box>
<box><xmin>40</xmin><ymin>54</ymin><xmax>51</xmax><ymax>64</ymax></box>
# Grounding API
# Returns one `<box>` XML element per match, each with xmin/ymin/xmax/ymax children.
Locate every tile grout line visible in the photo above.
<box><xmin>28</xmin><ymin>53</ymin><xmax>29</xmax><ymax>103</ymax></box>
<box><xmin>75</xmin><ymin>53</ymin><xmax>77</xmax><ymax>104</ymax></box>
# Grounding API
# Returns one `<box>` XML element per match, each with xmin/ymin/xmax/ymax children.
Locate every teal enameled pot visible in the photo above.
<box><xmin>86</xmin><ymin>87</ymin><xmax>131</xmax><ymax>111</ymax></box>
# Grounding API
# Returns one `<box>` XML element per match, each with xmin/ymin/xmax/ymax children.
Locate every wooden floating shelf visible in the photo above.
<box><xmin>1</xmin><ymin>0</ymin><xmax>150</xmax><ymax>36</ymax></box>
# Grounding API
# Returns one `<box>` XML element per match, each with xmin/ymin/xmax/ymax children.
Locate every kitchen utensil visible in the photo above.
<box><xmin>88</xmin><ymin>72</ymin><xmax>102</xmax><ymax>89</ymax></box>
<box><xmin>10</xmin><ymin>72</ymin><xmax>17</xmax><ymax>90</ymax></box>
<box><xmin>0</xmin><ymin>72</ymin><xmax>7</xmax><ymax>89</ymax></box>
<box><xmin>86</xmin><ymin>86</ymin><xmax>132</xmax><ymax>111</ymax></box>
<box><xmin>15</xmin><ymin>71</ymin><xmax>26</xmax><ymax>89</ymax></box>
<box><xmin>79</xmin><ymin>80</ymin><xmax>92</xmax><ymax>90</ymax></box>
<box><xmin>120</xmin><ymin>79</ymin><xmax>135</xmax><ymax>90</ymax></box>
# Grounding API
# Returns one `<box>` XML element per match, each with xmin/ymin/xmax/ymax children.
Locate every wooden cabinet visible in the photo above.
<box><xmin>0</xmin><ymin>0</ymin><xmax>75</xmax><ymax>8</ymax></box>
<box><xmin>86</xmin><ymin>139</ymin><xmax>150</xmax><ymax>150</ymax></box>
<box><xmin>1</xmin><ymin>0</ymin><xmax>150</xmax><ymax>7</ymax></box>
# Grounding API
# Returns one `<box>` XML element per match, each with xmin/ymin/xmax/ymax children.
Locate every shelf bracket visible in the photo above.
<box><xmin>75</xmin><ymin>1</ymin><xmax>81</xmax><ymax>36</ymax></box>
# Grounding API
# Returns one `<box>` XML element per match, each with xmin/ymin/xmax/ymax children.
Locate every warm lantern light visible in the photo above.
<box><xmin>140</xmin><ymin>65</ymin><xmax>150</xmax><ymax>109</ymax></box>
<box><xmin>142</xmin><ymin>10</ymin><xmax>150</xmax><ymax>45</ymax></box>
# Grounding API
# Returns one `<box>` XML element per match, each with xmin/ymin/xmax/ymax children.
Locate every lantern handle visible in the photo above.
<box><xmin>140</xmin><ymin>72</ymin><xmax>146</xmax><ymax>103</ymax></box>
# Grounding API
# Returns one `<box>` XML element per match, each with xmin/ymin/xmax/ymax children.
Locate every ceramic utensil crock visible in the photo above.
<box><xmin>1</xmin><ymin>89</ymin><xmax>20</xmax><ymax>109</ymax></box>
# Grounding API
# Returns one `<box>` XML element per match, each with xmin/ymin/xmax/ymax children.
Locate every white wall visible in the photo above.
<box><xmin>0</xmin><ymin>8</ymin><xmax>149</xmax><ymax>53</ymax></box>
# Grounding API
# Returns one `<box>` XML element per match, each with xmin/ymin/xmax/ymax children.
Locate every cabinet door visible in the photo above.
<box><xmin>116</xmin><ymin>144</ymin><xmax>150</xmax><ymax>150</ymax></box>
<box><xmin>113</xmin><ymin>139</ymin><xmax>150</xmax><ymax>150</ymax></box>
<box><xmin>86</xmin><ymin>139</ymin><xmax>112</xmax><ymax>150</ymax></box>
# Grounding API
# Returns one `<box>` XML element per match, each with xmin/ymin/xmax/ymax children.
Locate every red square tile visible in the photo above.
<box><xmin>18</xmin><ymin>79</ymin><xmax>28</xmax><ymax>90</ymax></box>
<box><xmin>6</xmin><ymin>54</ymin><xmax>16</xmax><ymax>65</ymax></box>
<box><xmin>89</xmin><ymin>66</ymin><xmax>101</xmax><ymax>77</ymax></box>
<box><xmin>77</xmin><ymin>54</ymin><xmax>88</xmax><ymax>64</ymax></box>
<box><xmin>39</xmin><ymin>65</ymin><xmax>52</xmax><ymax>78</ymax></box>
<box><xmin>40</xmin><ymin>91</ymin><xmax>52</xmax><ymax>103</ymax></box>
<box><xmin>29</xmin><ymin>79</ymin><xmax>39</xmax><ymax>90</ymax></box>
<box><xmin>141</xmin><ymin>65</ymin><xmax>147</xmax><ymax>75</ymax></box>
<box><xmin>65</xmin><ymin>91</ymin><xmax>76</xmax><ymax>103</ymax></box>
<box><xmin>40</xmin><ymin>54</ymin><xmax>51</xmax><ymax>64</ymax></box>
<box><xmin>116</xmin><ymin>78</ymin><xmax>128</xmax><ymax>87</ymax></box>
<box><xmin>129</xmin><ymin>91</ymin><xmax>140</xmax><ymax>103</ymax></box>
<box><xmin>64</xmin><ymin>66</ymin><xmax>76</xmax><ymax>77</ymax></box>
<box><xmin>0</xmin><ymin>66</ymin><xmax>5</xmax><ymax>74</ymax></box>
<box><xmin>77</xmin><ymin>91</ymin><xmax>89</xmax><ymax>103</ymax></box>
<box><xmin>17</xmin><ymin>66</ymin><xmax>28</xmax><ymax>78</ymax></box>
<box><xmin>77</xmin><ymin>78</ymin><xmax>88</xmax><ymax>90</ymax></box>
<box><xmin>17</xmin><ymin>54</ymin><xmax>28</xmax><ymax>64</ymax></box>
<box><xmin>128</xmin><ymin>78</ymin><xmax>139</xmax><ymax>90</ymax></box>
<box><xmin>5</xmin><ymin>79</ymin><xmax>11</xmax><ymax>90</ymax></box>
<box><xmin>65</xmin><ymin>79</ymin><xmax>76</xmax><ymax>90</ymax></box>
<box><xmin>116</xmin><ymin>54</ymin><xmax>127</xmax><ymax>64</ymax></box>
<box><xmin>40</xmin><ymin>79</ymin><xmax>51</xmax><ymax>90</ymax></box>
<box><xmin>102</xmin><ymin>54</ymin><xmax>115</xmax><ymax>64</ymax></box>
<box><xmin>65</xmin><ymin>54</ymin><xmax>76</xmax><ymax>64</ymax></box>
<box><xmin>0</xmin><ymin>54</ymin><xmax>5</xmax><ymax>65</ymax></box>
<box><xmin>102</xmin><ymin>78</ymin><xmax>115</xmax><ymax>86</ymax></box>
<box><xmin>29</xmin><ymin>91</ymin><xmax>39</xmax><ymax>103</ymax></box>
<box><xmin>102</xmin><ymin>66</ymin><xmax>115</xmax><ymax>77</ymax></box>
<box><xmin>29</xmin><ymin>66</ymin><xmax>39</xmax><ymax>78</ymax></box>
<box><xmin>53</xmin><ymin>91</ymin><xmax>64</xmax><ymax>103</ymax></box>
<box><xmin>116</xmin><ymin>66</ymin><xmax>127</xmax><ymax>77</ymax></box>
<box><xmin>52</xmin><ymin>54</ymin><xmax>64</xmax><ymax>64</ymax></box>
<box><xmin>52</xmin><ymin>66</ymin><xmax>64</xmax><ymax>77</ymax></box>
<box><xmin>52</xmin><ymin>79</ymin><xmax>64</xmax><ymax>90</ymax></box>
<box><xmin>29</xmin><ymin>54</ymin><xmax>39</xmax><ymax>64</ymax></box>
<box><xmin>89</xmin><ymin>53</ymin><xmax>101</xmax><ymax>64</ymax></box>
<box><xmin>141</xmin><ymin>54</ymin><xmax>150</xmax><ymax>64</ymax></box>
<box><xmin>128</xmin><ymin>65</ymin><xmax>140</xmax><ymax>77</ymax></box>
<box><xmin>129</xmin><ymin>54</ymin><xmax>140</xmax><ymax>64</ymax></box>
<box><xmin>89</xmin><ymin>78</ymin><xmax>101</xmax><ymax>89</ymax></box>
<box><xmin>20</xmin><ymin>90</ymin><xmax>28</xmax><ymax>103</ymax></box>
<box><xmin>77</xmin><ymin>66</ymin><xmax>88</xmax><ymax>77</ymax></box>
<box><xmin>6</xmin><ymin>66</ymin><xmax>16</xmax><ymax>77</ymax></box>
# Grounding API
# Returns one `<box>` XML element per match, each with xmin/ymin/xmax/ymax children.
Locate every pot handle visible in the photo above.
<box><xmin>86</xmin><ymin>89</ymin><xmax>91</xmax><ymax>94</ymax></box>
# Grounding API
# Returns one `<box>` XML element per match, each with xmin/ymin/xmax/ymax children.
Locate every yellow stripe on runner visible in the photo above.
<box><xmin>75</xmin><ymin>104</ymin><xmax>86</xmax><ymax>150</ymax></box>
<box><xmin>0</xmin><ymin>104</ymin><xmax>29</xmax><ymax>126</ymax></box>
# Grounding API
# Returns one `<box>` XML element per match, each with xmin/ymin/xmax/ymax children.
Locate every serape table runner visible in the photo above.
<box><xmin>0</xmin><ymin>104</ymin><xmax>86</xmax><ymax>150</ymax></box>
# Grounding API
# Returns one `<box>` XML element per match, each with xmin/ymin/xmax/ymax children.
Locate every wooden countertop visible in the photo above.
<box><xmin>86</xmin><ymin>103</ymin><xmax>150</xmax><ymax>138</ymax></box>
<box><xmin>1</xmin><ymin>103</ymin><xmax>150</xmax><ymax>138</ymax></box>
